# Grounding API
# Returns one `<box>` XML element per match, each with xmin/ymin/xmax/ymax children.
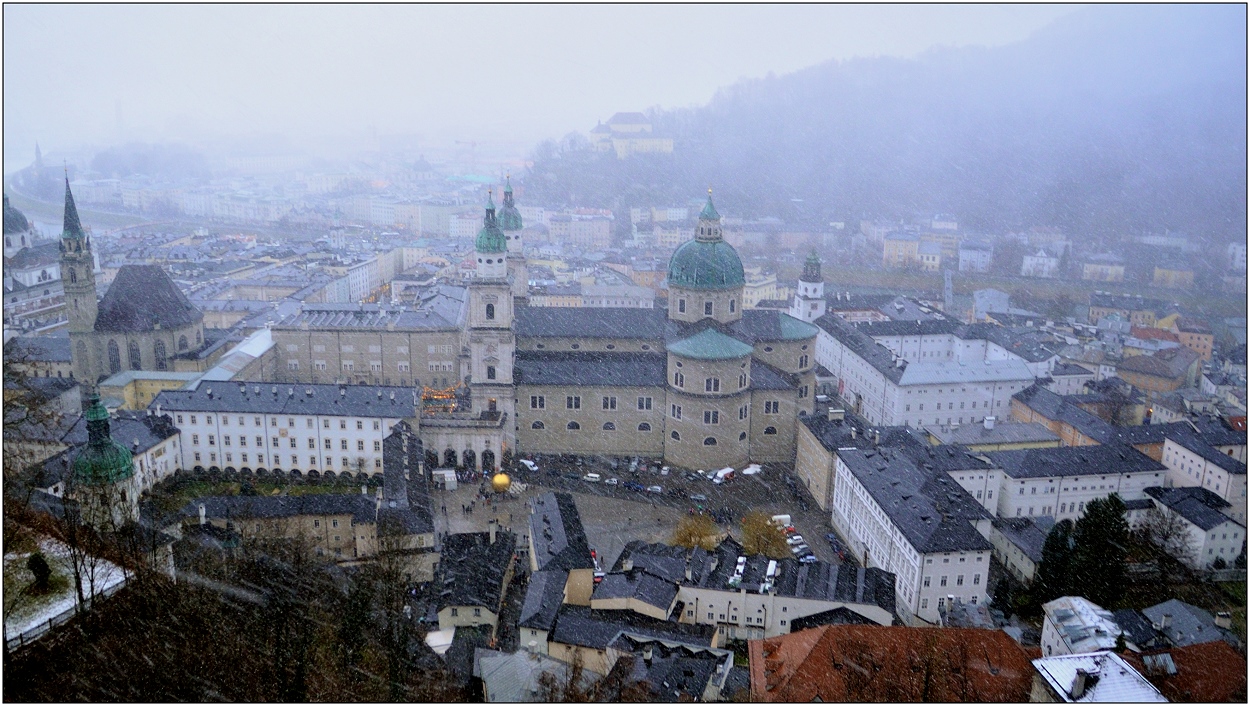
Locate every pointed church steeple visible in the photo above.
<box><xmin>34</xmin><ymin>142</ymin><xmax>44</xmax><ymax>172</ymax></box>
<box><xmin>62</xmin><ymin>177</ymin><xmax>85</xmax><ymax>240</ymax></box>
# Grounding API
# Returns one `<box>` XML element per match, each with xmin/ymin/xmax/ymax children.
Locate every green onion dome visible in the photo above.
<box><xmin>498</xmin><ymin>178</ymin><xmax>524</xmax><ymax>232</ymax></box>
<box><xmin>475</xmin><ymin>191</ymin><xmax>507</xmax><ymax>253</ymax></box>
<box><xmin>72</xmin><ymin>395</ymin><xmax>134</xmax><ymax>486</ymax></box>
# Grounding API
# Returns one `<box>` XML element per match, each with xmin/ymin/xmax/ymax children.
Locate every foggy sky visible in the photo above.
<box><xmin>3</xmin><ymin>4</ymin><xmax>1075</xmax><ymax>171</ymax></box>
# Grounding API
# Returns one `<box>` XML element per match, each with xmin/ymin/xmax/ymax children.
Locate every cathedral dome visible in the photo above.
<box><xmin>3</xmin><ymin>195</ymin><xmax>30</xmax><ymax>235</ymax></box>
<box><xmin>475</xmin><ymin>192</ymin><xmax>507</xmax><ymax>254</ymax></box>
<box><xmin>72</xmin><ymin>395</ymin><xmax>134</xmax><ymax>486</ymax></box>
<box><xmin>667</xmin><ymin>193</ymin><xmax>743</xmax><ymax>290</ymax></box>
<box><xmin>498</xmin><ymin>179</ymin><xmax>523</xmax><ymax>232</ymax></box>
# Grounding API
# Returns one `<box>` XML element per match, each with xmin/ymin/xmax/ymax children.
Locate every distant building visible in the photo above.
<box><xmin>1021</xmin><ymin>248</ymin><xmax>1060</xmax><ymax>278</ymax></box>
<box><xmin>958</xmin><ymin>240</ymin><xmax>993</xmax><ymax>273</ymax></box>
<box><xmin>1152</xmin><ymin>265</ymin><xmax>1194</xmax><ymax>290</ymax></box>
<box><xmin>882</xmin><ymin>231</ymin><xmax>919</xmax><ymax>268</ymax></box>
<box><xmin>1041</xmin><ymin>596</ymin><xmax>1129</xmax><ymax>656</ymax></box>
<box><xmin>1081</xmin><ymin>254</ymin><xmax>1126</xmax><ymax>283</ymax></box>
<box><xmin>588</xmin><ymin>112</ymin><xmax>674</xmax><ymax>159</ymax></box>
<box><xmin>1030</xmin><ymin>651</ymin><xmax>1166</xmax><ymax>702</ymax></box>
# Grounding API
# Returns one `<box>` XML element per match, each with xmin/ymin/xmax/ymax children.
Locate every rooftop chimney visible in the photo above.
<box><xmin>198</xmin><ymin>503</ymin><xmax>206</xmax><ymax>526</ymax></box>
<box><xmin>827</xmin><ymin>408</ymin><xmax>845</xmax><ymax>422</ymax></box>
<box><xmin>983</xmin><ymin>416</ymin><xmax>996</xmax><ymax>430</ymax></box>
<box><xmin>1161</xmin><ymin>613</ymin><xmax>1172</xmax><ymax>629</ymax></box>
<box><xmin>1071</xmin><ymin>669</ymin><xmax>1089</xmax><ymax>700</ymax></box>
<box><xmin>1215</xmin><ymin>611</ymin><xmax>1232</xmax><ymax>629</ymax></box>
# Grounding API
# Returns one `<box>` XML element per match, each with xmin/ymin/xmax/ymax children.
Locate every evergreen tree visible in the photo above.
<box><xmin>1070</xmin><ymin>495</ymin><xmax>1130</xmax><ymax>607</ymax></box>
<box><xmin>1033</xmin><ymin>519</ymin><xmax>1075</xmax><ymax>605</ymax></box>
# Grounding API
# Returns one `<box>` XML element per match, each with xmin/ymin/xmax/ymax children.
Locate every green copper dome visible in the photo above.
<box><xmin>72</xmin><ymin>395</ymin><xmax>134</xmax><ymax>486</ymax></box>
<box><xmin>475</xmin><ymin>192</ymin><xmax>507</xmax><ymax>253</ymax></box>
<box><xmin>667</xmin><ymin>239</ymin><xmax>745</xmax><ymax>290</ymax></box>
<box><xmin>498</xmin><ymin>178</ymin><xmax>523</xmax><ymax>231</ymax></box>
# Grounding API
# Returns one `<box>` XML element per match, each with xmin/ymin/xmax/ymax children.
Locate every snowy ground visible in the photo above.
<box><xmin>4</xmin><ymin>538</ymin><xmax>126</xmax><ymax>641</ymax></box>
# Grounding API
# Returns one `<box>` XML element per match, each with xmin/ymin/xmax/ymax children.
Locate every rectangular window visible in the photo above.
<box><xmin>289</xmin><ymin>438</ymin><xmax>297</xmax><ymax>448</ymax></box>
<box><xmin>637</xmin><ymin>396</ymin><xmax>652</xmax><ymax>410</ymax></box>
<box><xmin>940</xmin><ymin>576</ymin><xmax>947</xmax><ymax>587</ymax></box>
<box><xmin>671</xmin><ymin>404</ymin><xmax>682</xmax><ymax>420</ymax></box>
<box><xmin>765</xmin><ymin>400</ymin><xmax>780</xmax><ymax>414</ymax></box>
<box><xmin>705</xmin><ymin>377</ymin><xmax>720</xmax><ymax>392</ymax></box>
<box><xmin>341</xmin><ymin>439</ymin><xmax>348</xmax><ymax>450</ymax></box>
<box><xmin>566</xmin><ymin>396</ymin><xmax>581</xmax><ymax>410</ymax></box>
<box><xmin>208</xmin><ymin>435</ymin><xmax>216</xmax><ymax>446</ymax></box>
<box><xmin>602</xmin><ymin>396</ymin><xmax>617</xmax><ymax>410</ymax></box>
<box><xmin>531</xmin><ymin>395</ymin><xmax>545</xmax><ymax>409</ymax></box>
<box><xmin>704</xmin><ymin>301</ymin><xmax>713</xmax><ymax>316</ymax></box>
<box><xmin>486</xmin><ymin>365</ymin><xmax>496</xmax><ymax>380</ymax></box>
<box><xmin>309</xmin><ymin>438</ymin><xmax>316</xmax><ymax>449</ymax></box>
<box><xmin>704</xmin><ymin>410</ymin><xmax>719</xmax><ymax>424</ymax></box>
<box><xmin>956</xmin><ymin>575</ymin><xmax>964</xmax><ymax>586</ymax></box>
<box><xmin>679</xmin><ymin>299</ymin><xmax>686</xmax><ymax>313</ymax></box>
<box><xmin>357</xmin><ymin>440</ymin><xmax>365</xmax><ymax>451</ymax></box>
<box><xmin>256</xmin><ymin>436</ymin><xmax>263</xmax><ymax>447</ymax></box>
<box><xmin>192</xmin><ymin>434</ymin><xmax>200</xmax><ymax>445</ymax></box>
<box><xmin>374</xmin><ymin>441</ymin><xmax>381</xmax><ymax>452</ymax></box>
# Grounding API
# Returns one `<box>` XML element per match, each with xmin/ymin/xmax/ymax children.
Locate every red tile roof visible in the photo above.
<box><xmin>1131</xmin><ymin>326</ymin><xmax>1181</xmax><ymax>343</ymax></box>
<box><xmin>1122</xmin><ymin>642</ymin><xmax>1248</xmax><ymax>703</ymax></box>
<box><xmin>748</xmin><ymin>624</ymin><xmax>1034</xmax><ymax>702</ymax></box>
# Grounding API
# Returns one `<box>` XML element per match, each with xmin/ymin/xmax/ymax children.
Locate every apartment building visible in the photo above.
<box><xmin>985</xmin><ymin>444</ymin><xmax>1167</xmax><ymax>522</ymax></box>
<box><xmin>1162</xmin><ymin>432</ymin><xmax>1248</xmax><ymax>523</ymax></box>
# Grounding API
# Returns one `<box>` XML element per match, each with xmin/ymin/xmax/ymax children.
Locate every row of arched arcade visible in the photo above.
<box><xmin>183</xmin><ymin>465</ymin><xmax>384</xmax><ymax>485</ymax></box>
<box><xmin>426</xmin><ymin>448</ymin><xmax>496</xmax><ymax>472</ymax></box>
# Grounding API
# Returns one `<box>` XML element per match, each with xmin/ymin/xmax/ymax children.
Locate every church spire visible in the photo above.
<box><xmin>62</xmin><ymin>176</ymin><xmax>85</xmax><ymax>240</ymax></box>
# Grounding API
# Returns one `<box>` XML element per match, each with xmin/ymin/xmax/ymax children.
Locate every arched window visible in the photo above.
<box><xmin>486</xmin><ymin>303</ymin><xmax>495</xmax><ymax>320</ymax></box>
<box><xmin>128</xmin><ymin>340</ymin><xmax>142</xmax><ymax>370</ymax></box>
<box><xmin>703</xmin><ymin>437</ymin><xmax>717</xmax><ymax>446</ymax></box>
<box><xmin>670</xmin><ymin>430</ymin><xmax>680</xmax><ymax>441</ymax></box>
<box><xmin>566</xmin><ymin>421</ymin><xmax>580</xmax><ymax>430</ymax></box>
<box><xmin>637</xmin><ymin>422</ymin><xmax>652</xmax><ymax>432</ymax></box>
<box><xmin>531</xmin><ymin>421</ymin><xmax>545</xmax><ymax>429</ymax></box>
<box><xmin>764</xmin><ymin>426</ymin><xmax>778</xmax><ymax>435</ymax></box>
<box><xmin>739</xmin><ymin>431</ymin><xmax>747</xmax><ymax>441</ymax></box>
<box><xmin>154</xmin><ymin>340</ymin><xmax>167</xmax><ymax>371</ymax></box>
<box><xmin>107</xmin><ymin>340</ymin><xmax>122</xmax><ymax>374</ymax></box>
<box><xmin>68</xmin><ymin>268</ymin><xmax>77</xmax><ymax>283</ymax></box>
<box><xmin>178</xmin><ymin>335</ymin><xmax>188</xmax><ymax>351</ymax></box>
<box><xmin>602</xmin><ymin>422</ymin><xmax>616</xmax><ymax>431</ymax></box>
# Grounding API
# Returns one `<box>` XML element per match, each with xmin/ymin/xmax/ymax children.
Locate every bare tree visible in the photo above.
<box><xmin>1138</xmin><ymin>505</ymin><xmax>1197</xmax><ymax>569</ymax></box>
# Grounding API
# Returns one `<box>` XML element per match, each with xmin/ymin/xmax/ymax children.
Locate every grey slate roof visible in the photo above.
<box><xmin>548</xmin><ymin>604</ymin><xmax>715</xmax><ymax>650</ymax></box>
<box><xmin>592</xmin><ymin>569</ymin><xmax>679</xmax><ymax>611</ymax></box>
<box><xmin>1168</xmin><ymin>430</ymin><xmax>1247</xmax><ymax>475</ymax></box>
<box><xmin>96</xmin><ymin>264</ymin><xmax>203</xmax><ymax>333</ymax></box>
<box><xmin>1189</xmin><ymin>415</ymin><xmax>1247</xmax><ymax>447</ymax></box>
<box><xmin>4</xmin><ymin>333</ymin><xmax>72</xmax><ymax>363</ymax></box>
<box><xmin>275</xmin><ymin>296</ymin><xmax>466</xmax><ymax>331</ymax></box>
<box><xmin>927</xmin><ymin>421</ymin><xmax>1060</xmax><ymax>446</ymax></box>
<box><xmin>837</xmin><ymin>447</ymin><xmax>993</xmax><ymax>554</ymax></box>
<box><xmin>1110</xmin><ymin>609</ymin><xmax>1169</xmax><ymax>650</ymax></box>
<box><xmin>1142</xmin><ymin>486</ymin><xmax>1238</xmax><ymax>531</ymax></box>
<box><xmin>750</xmin><ymin>360</ymin><xmax>797</xmax><ymax>390</ymax></box>
<box><xmin>436</xmin><ymin>531</ymin><xmax>517</xmax><ymax>612</ymax></box>
<box><xmin>177</xmin><ymin>493</ymin><xmax>379</xmax><ymax>525</ymax></box>
<box><xmin>1142</xmin><ymin>599</ymin><xmax>1241</xmax><ymax>649</ymax></box>
<box><xmin>992</xmin><ymin>516</ymin><xmax>1056</xmax><ymax>564</ymax></box>
<box><xmin>812</xmin><ymin>312</ymin><xmax>907</xmax><ymax>383</ymax></box>
<box><xmin>519</xmin><ymin>569</ymin><xmax>568</xmax><ymax>632</ymax></box>
<box><xmin>1050</xmin><ymin>362</ymin><xmax>1096</xmax><ymax>377</ymax></box>
<box><xmin>529</xmin><ymin>491</ymin><xmax>595</xmax><ymax>571</ymax></box>
<box><xmin>152</xmin><ymin>382</ymin><xmax>419</xmax><ymax>418</ymax></box>
<box><xmin>986</xmin><ymin>443</ymin><xmax>1166</xmax><ymax>480</ymax></box>
<box><xmin>515</xmin><ymin>305</ymin><xmax>667</xmax><ymax>340</ymax></box>
<box><xmin>1012</xmin><ymin>384</ymin><xmax>1117</xmax><ymax>443</ymax></box>
<box><xmin>513</xmin><ymin>351</ymin><xmax>666</xmax><ymax>388</ymax></box>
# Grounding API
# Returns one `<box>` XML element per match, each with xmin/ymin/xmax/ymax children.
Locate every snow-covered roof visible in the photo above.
<box><xmin>1032</xmin><ymin>652</ymin><xmax>1166</xmax><ymax>702</ymax></box>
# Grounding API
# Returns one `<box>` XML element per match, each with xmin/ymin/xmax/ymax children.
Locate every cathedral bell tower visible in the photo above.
<box><xmin>466</xmin><ymin>191</ymin><xmax>516</xmax><ymax>447</ymax></box>
<box><xmin>60</xmin><ymin>178</ymin><xmax>100</xmax><ymax>388</ymax></box>
<box><xmin>790</xmin><ymin>251</ymin><xmax>826</xmax><ymax>323</ymax></box>
<box><xmin>498</xmin><ymin>176</ymin><xmax>528</xmax><ymax>304</ymax></box>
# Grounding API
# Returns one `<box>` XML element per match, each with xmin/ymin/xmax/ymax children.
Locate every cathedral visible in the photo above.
<box><xmin>58</xmin><ymin>180</ymin><xmax>207</xmax><ymax>388</ymax></box>
<box><xmin>269</xmin><ymin>188</ymin><xmax>820</xmax><ymax>470</ymax></box>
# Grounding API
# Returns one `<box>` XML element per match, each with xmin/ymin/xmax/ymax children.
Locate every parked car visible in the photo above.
<box><xmin>562</xmin><ymin>471</ymin><xmax>580</xmax><ymax>480</ymax></box>
<box><xmin>689</xmin><ymin>493</ymin><xmax>708</xmax><ymax>502</ymax></box>
<box><xmin>684</xmin><ymin>472</ymin><xmax>702</xmax><ymax>482</ymax></box>
<box><xmin>583</xmin><ymin>473</ymin><xmax>601</xmax><ymax>483</ymax></box>
<box><xmin>629</xmin><ymin>458</ymin><xmax>639</xmax><ymax>473</ymax></box>
<box><xmin>646</xmin><ymin>485</ymin><xmax>663</xmax><ymax>494</ymax></box>
<box><xmin>609</xmin><ymin>458</ymin><xmax>620</xmax><ymax>471</ymax></box>
<box><xmin>786</xmin><ymin>535</ymin><xmax>805</xmax><ymax>546</ymax></box>
<box><xmin>604</xmin><ymin>477</ymin><xmax>619</xmax><ymax>486</ymax></box>
<box><xmin>660</xmin><ymin>467</ymin><xmax>670</xmax><ymax>476</ymax></box>
<box><xmin>624</xmin><ymin>481</ymin><xmax>646</xmax><ymax>492</ymax></box>
<box><xmin>798</xmin><ymin>554</ymin><xmax>819</xmax><ymax>564</ymax></box>
<box><xmin>790</xmin><ymin>543</ymin><xmax>810</xmax><ymax>554</ymax></box>
<box><xmin>519</xmin><ymin>459</ymin><xmax>539</xmax><ymax>473</ymax></box>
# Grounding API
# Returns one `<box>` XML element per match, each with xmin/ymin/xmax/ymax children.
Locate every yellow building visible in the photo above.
<box><xmin>1153</xmin><ymin>266</ymin><xmax>1194</xmax><ymax>290</ymax></box>
<box><xmin>882</xmin><ymin>232</ymin><xmax>920</xmax><ymax>268</ymax></box>
<box><xmin>98</xmin><ymin>370</ymin><xmax>201</xmax><ymax>410</ymax></box>
<box><xmin>1082</xmin><ymin>258</ymin><xmax>1126</xmax><ymax>282</ymax></box>
<box><xmin>589</xmin><ymin>112</ymin><xmax>674</xmax><ymax>159</ymax></box>
<box><xmin>742</xmin><ymin>267</ymin><xmax>780</xmax><ymax>308</ymax></box>
<box><xmin>920</xmin><ymin>230</ymin><xmax>961</xmax><ymax>260</ymax></box>
<box><xmin>917</xmin><ymin>242</ymin><xmax>943</xmax><ymax>272</ymax></box>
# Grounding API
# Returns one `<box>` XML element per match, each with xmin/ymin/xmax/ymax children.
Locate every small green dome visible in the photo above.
<box><xmin>3</xmin><ymin>194</ymin><xmax>30</xmax><ymax>235</ymax></box>
<box><xmin>699</xmin><ymin>192</ymin><xmax>720</xmax><ymax>221</ymax></box>
<box><xmin>668</xmin><ymin>239</ymin><xmax>745</xmax><ymax>290</ymax></box>
<box><xmin>475</xmin><ymin>192</ymin><xmax>507</xmax><ymax>253</ymax></box>
<box><xmin>72</xmin><ymin>395</ymin><xmax>134</xmax><ymax>486</ymax></box>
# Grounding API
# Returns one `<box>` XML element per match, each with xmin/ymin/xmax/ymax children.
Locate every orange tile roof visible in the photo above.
<box><xmin>748</xmin><ymin>624</ymin><xmax>1034</xmax><ymax>702</ymax></box>
<box><xmin>1131</xmin><ymin>326</ymin><xmax>1181</xmax><ymax>343</ymax></box>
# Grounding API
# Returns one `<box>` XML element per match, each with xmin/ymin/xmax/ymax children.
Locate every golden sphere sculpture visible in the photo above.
<box><xmin>491</xmin><ymin>473</ymin><xmax>511</xmax><ymax>493</ymax></box>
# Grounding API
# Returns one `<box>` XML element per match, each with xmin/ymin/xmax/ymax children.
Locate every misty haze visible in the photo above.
<box><xmin>2</xmin><ymin>4</ymin><xmax>1246</xmax><ymax>703</ymax></box>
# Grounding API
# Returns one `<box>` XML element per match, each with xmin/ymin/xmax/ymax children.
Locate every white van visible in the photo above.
<box><xmin>582</xmin><ymin>472</ymin><xmax>601</xmax><ymax>483</ymax></box>
<box><xmin>712</xmin><ymin>467</ymin><xmax>735</xmax><ymax>484</ymax></box>
<box><xmin>771</xmin><ymin>514</ymin><xmax>792</xmax><ymax>527</ymax></box>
